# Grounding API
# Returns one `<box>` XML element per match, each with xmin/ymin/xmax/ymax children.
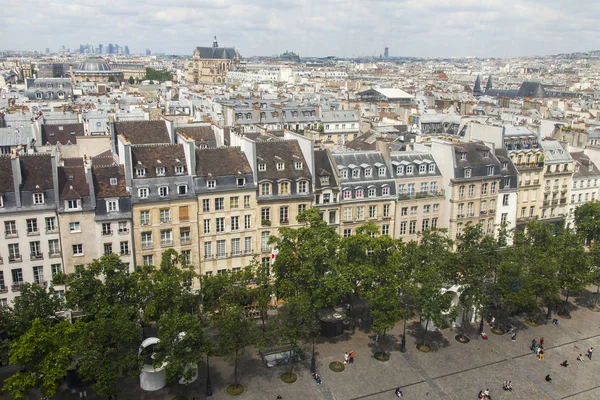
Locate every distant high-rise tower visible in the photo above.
<box><xmin>384</xmin><ymin>46</ymin><xmax>389</xmax><ymax>59</ymax></box>
<box><xmin>99</xmin><ymin>44</ymin><xmax>103</xmax><ymax>54</ymax></box>
<box><xmin>146</xmin><ymin>48</ymin><xmax>151</xmax><ymax>56</ymax></box>
<box><xmin>46</xmin><ymin>48</ymin><xmax>50</xmax><ymax>53</ymax></box>
<box><xmin>79</xmin><ymin>44</ymin><xmax>85</xmax><ymax>54</ymax></box>
<box><xmin>124</xmin><ymin>46</ymin><xmax>130</xmax><ymax>55</ymax></box>
<box><xmin>473</xmin><ymin>75</ymin><xmax>483</xmax><ymax>97</ymax></box>
<box><xmin>485</xmin><ymin>75</ymin><xmax>493</xmax><ymax>93</ymax></box>
<box><xmin>108</xmin><ymin>43</ymin><xmax>114</xmax><ymax>54</ymax></box>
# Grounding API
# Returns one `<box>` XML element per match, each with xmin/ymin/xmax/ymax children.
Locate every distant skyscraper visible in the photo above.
<box><xmin>99</xmin><ymin>44</ymin><xmax>103</xmax><ymax>54</ymax></box>
<box><xmin>124</xmin><ymin>46</ymin><xmax>130</xmax><ymax>55</ymax></box>
<box><xmin>46</xmin><ymin>48</ymin><xmax>50</xmax><ymax>53</ymax></box>
<box><xmin>146</xmin><ymin>48</ymin><xmax>151</xmax><ymax>56</ymax></box>
<box><xmin>384</xmin><ymin>47</ymin><xmax>389</xmax><ymax>59</ymax></box>
<box><xmin>108</xmin><ymin>43</ymin><xmax>114</xmax><ymax>54</ymax></box>
<box><xmin>79</xmin><ymin>44</ymin><xmax>85</xmax><ymax>54</ymax></box>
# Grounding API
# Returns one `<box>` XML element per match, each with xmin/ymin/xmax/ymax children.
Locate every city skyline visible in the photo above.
<box><xmin>2</xmin><ymin>0</ymin><xmax>600</xmax><ymax>58</ymax></box>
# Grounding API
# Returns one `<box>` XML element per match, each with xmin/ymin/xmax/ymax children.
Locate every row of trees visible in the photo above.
<box><xmin>3</xmin><ymin>205</ymin><xmax>600</xmax><ymax>398</ymax></box>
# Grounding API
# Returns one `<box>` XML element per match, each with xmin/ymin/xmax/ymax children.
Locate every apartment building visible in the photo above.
<box><xmin>124</xmin><ymin>143</ymin><xmax>198</xmax><ymax>271</ymax></box>
<box><xmin>91</xmin><ymin>162</ymin><xmax>134</xmax><ymax>269</ymax></box>
<box><xmin>194</xmin><ymin>147</ymin><xmax>257</xmax><ymax>275</ymax></box>
<box><xmin>0</xmin><ymin>154</ymin><xmax>61</xmax><ymax>305</ymax></box>
<box><xmin>255</xmin><ymin>141</ymin><xmax>313</xmax><ymax>262</ymax></box>
<box><xmin>504</xmin><ymin>132</ymin><xmax>545</xmax><ymax>230</ymax></box>
<box><xmin>388</xmin><ymin>152</ymin><xmax>445</xmax><ymax>241</ymax></box>
<box><xmin>539</xmin><ymin>140</ymin><xmax>574</xmax><ymax>225</ymax></box>
<box><xmin>331</xmin><ymin>151</ymin><xmax>397</xmax><ymax>238</ymax></box>
<box><xmin>567</xmin><ymin>151</ymin><xmax>600</xmax><ymax>228</ymax></box>
<box><xmin>56</xmin><ymin>158</ymin><xmax>98</xmax><ymax>274</ymax></box>
<box><xmin>431</xmin><ymin>140</ymin><xmax>515</xmax><ymax>240</ymax></box>
<box><xmin>314</xmin><ymin>149</ymin><xmax>341</xmax><ymax>231</ymax></box>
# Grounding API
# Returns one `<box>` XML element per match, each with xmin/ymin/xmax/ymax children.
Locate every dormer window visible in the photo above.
<box><xmin>320</xmin><ymin>176</ymin><xmax>329</xmax><ymax>185</ymax></box>
<box><xmin>49</xmin><ymin>131</ymin><xmax>55</xmax><ymax>137</ymax></box>
<box><xmin>382</xmin><ymin>187</ymin><xmax>390</xmax><ymax>196</ymax></box>
<box><xmin>487</xmin><ymin>166</ymin><xmax>494</xmax><ymax>176</ymax></box>
<box><xmin>276</xmin><ymin>162</ymin><xmax>285</xmax><ymax>171</ymax></box>
<box><xmin>459</xmin><ymin>152</ymin><xmax>467</xmax><ymax>160</ymax></box>
<box><xmin>341</xmin><ymin>169</ymin><xmax>348</xmax><ymax>178</ymax></box>
<box><xmin>158</xmin><ymin>186</ymin><xmax>169</xmax><ymax>197</ymax></box>
<box><xmin>419</xmin><ymin>164</ymin><xmax>426</xmax><ymax>174</ymax></box>
<box><xmin>294</xmin><ymin>161</ymin><xmax>303</xmax><ymax>170</ymax></box>
<box><xmin>368</xmin><ymin>188</ymin><xmax>376</xmax><ymax>197</ymax></box>
<box><xmin>156</xmin><ymin>167</ymin><xmax>166</xmax><ymax>176</ymax></box>
<box><xmin>237</xmin><ymin>178</ymin><xmax>245</xmax><ymax>186</ymax></box>
<box><xmin>109</xmin><ymin>178</ymin><xmax>117</xmax><ymax>186</ymax></box>
<box><xmin>378</xmin><ymin>167</ymin><xmax>386</xmax><ymax>176</ymax></box>
<box><xmin>67</xmin><ymin>200</ymin><xmax>79</xmax><ymax>210</ymax></box>
<box><xmin>502</xmin><ymin>162</ymin><xmax>508</xmax><ymax>170</ymax></box>
<box><xmin>207</xmin><ymin>180</ymin><xmax>216</xmax><ymax>189</ymax></box>
<box><xmin>258</xmin><ymin>163</ymin><xmax>266</xmax><ymax>171</ymax></box>
<box><xmin>428</xmin><ymin>163</ymin><xmax>435</xmax><ymax>173</ymax></box>
<box><xmin>465</xmin><ymin>168</ymin><xmax>472</xmax><ymax>178</ymax></box>
<box><xmin>138</xmin><ymin>188</ymin><xmax>149</xmax><ymax>198</ymax></box>
<box><xmin>136</xmin><ymin>168</ymin><xmax>146</xmax><ymax>177</ymax></box>
<box><xmin>483</xmin><ymin>151</ymin><xmax>490</xmax><ymax>158</ymax></box>
<box><xmin>397</xmin><ymin>166</ymin><xmax>404</xmax><ymax>175</ymax></box>
<box><xmin>364</xmin><ymin>168</ymin><xmax>372</xmax><ymax>177</ymax></box>
<box><xmin>406</xmin><ymin>165</ymin><xmax>414</xmax><ymax>174</ymax></box>
<box><xmin>178</xmin><ymin>185</ymin><xmax>188</xmax><ymax>195</ymax></box>
<box><xmin>175</xmin><ymin>166</ymin><xmax>184</xmax><ymax>175</ymax></box>
<box><xmin>0</xmin><ymin>195</ymin><xmax>3</xmax><ymax>208</ymax></box>
<box><xmin>356</xmin><ymin>189</ymin><xmax>364</xmax><ymax>199</ymax></box>
<box><xmin>106</xmin><ymin>199</ymin><xmax>118</xmax><ymax>212</ymax></box>
<box><xmin>352</xmin><ymin>169</ymin><xmax>360</xmax><ymax>178</ymax></box>
<box><xmin>33</xmin><ymin>193</ymin><xmax>45</xmax><ymax>205</ymax></box>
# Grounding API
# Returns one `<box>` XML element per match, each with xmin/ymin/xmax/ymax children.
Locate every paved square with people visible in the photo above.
<box><xmin>2</xmin><ymin>289</ymin><xmax>600</xmax><ymax>400</ymax></box>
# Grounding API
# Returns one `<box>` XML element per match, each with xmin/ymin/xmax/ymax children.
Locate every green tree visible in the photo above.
<box><xmin>589</xmin><ymin>242</ymin><xmax>600</xmax><ymax>309</ymax></box>
<box><xmin>575</xmin><ymin>200</ymin><xmax>600</xmax><ymax>245</ymax></box>
<box><xmin>12</xmin><ymin>283</ymin><xmax>63</xmax><ymax>337</ymax></box>
<box><xmin>3</xmin><ymin>320</ymin><xmax>77</xmax><ymax>399</ymax></box>
<box><xmin>108</xmin><ymin>76</ymin><xmax>115</xmax><ymax>83</ymax></box>
<box><xmin>212</xmin><ymin>305</ymin><xmax>253</xmax><ymax>390</ymax></box>
<box><xmin>154</xmin><ymin>311</ymin><xmax>208</xmax><ymax>384</ymax></box>
<box><xmin>128</xmin><ymin>76</ymin><xmax>135</xmax><ymax>84</ymax></box>
<box><xmin>555</xmin><ymin>228</ymin><xmax>591</xmax><ymax>309</ymax></box>
<box><xmin>0</xmin><ymin>306</ymin><xmax>17</xmax><ymax>364</ymax></box>
<box><xmin>410</xmin><ymin>228</ymin><xmax>457</xmax><ymax>347</ymax></box>
<box><xmin>144</xmin><ymin>67</ymin><xmax>173</xmax><ymax>82</ymax></box>
<box><xmin>249</xmin><ymin>259</ymin><xmax>274</xmax><ymax>331</ymax></box>
<box><xmin>270</xmin><ymin>294</ymin><xmax>312</xmax><ymax>379</ymax></box>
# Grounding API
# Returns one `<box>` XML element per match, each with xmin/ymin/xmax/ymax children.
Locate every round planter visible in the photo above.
<box><xmin>329</xmin><ymin>361</ymin><xmax>345</xmax><ymax>372</ymax></box>
<box><xmin>417</xmin><ymin>344</ymin><xmax>431</xmax><ymax>352</ymax></box>
<box><xmin>374</xmin><ymin>352</ymin><xmax>390</xmax><ymax>361</ymax></box>
<box><xmin>455</xmin><ymin>335</ymin><xmax>471</xmax><ymax>344</ymax></box>
<box><xmin>280</xmin><ymin>372</ymin><xmax>297</xmax><ymax>383</ymax></box>
<box><xmin>225</xmin><ymin>384</ymin><xmax>245</xmax><ymax>396</ymax></box>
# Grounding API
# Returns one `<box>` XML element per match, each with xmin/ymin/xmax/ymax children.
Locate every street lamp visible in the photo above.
<box><xmin>310</xmin><ymin>338</ymin><xmax>316</xmax><ymax>374</ymax></box>
<box><xmin>205</xmin><ymin>354</ymin><xmax>212</xmax><ymax>396</ymax></box>
<box><xmin>400</xmin><ymin>317</ymin><xmax>406</xmax><ymax>353</ymax></box>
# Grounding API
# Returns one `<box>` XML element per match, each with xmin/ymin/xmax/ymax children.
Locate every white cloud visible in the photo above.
<box><xmin>0</xmin><ymin>0</ymin><xmax>598</xmax><ymax>57</ymax></box>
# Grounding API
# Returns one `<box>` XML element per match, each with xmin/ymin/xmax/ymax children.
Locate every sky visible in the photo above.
<box><xmin>1</xmin><ymin>0</ymin><xmax>598</xmax><ymax>58</ymax></box>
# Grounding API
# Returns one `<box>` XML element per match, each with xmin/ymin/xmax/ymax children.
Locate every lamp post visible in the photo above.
<box><xmin>310</xmin><ymin>338</ymin><xmax>316</xmax><ymax>374</ymax></box>
<box><xmin>400</xmin><ymin>317</ymin><xmax>406</xmax><ymax>353</ymax></box>
<box><xmin>205</xmin><ymin>354</ymin><xmax>213</xmax><ymax>396</ymax></box>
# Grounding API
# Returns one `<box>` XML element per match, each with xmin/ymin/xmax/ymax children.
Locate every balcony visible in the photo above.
<box><xmin>467</xmin><ymin>213</ymin><xmax>474</xmax><ymax>218</ymax></box>
<box><xmin>101</xmin><ymin>230</ymin><xmax>113</xmax><ymax>236</ymax></box>
<box><xmin>480</xmin><ymin>210</ymin><xmax>487</xmax><ymax>215</ymax></box>
<box><xmin>11</xmin><ymin>283</ymin><xmax>24</xmax><ymax>292</ymax></box>
<box><xmin>0</xmin><ymin>287</ymin><xmax>7</xmax><ymax>294</ymax></box>
<box><xmin>120</xmin><ymin>251</ymin><xmax>130</xmax><ymax>256</ymax></box>
<box><xmin>118</xmin><ymin>229</ymin><xmax>129</xmax><ymax>235</ymax></box>
<box><xmin>30</xmin><ymin>252</ymin><xmax>43</xmax><ymax>261</ymax></box>
<box><xmin>4</xmin><ymin>231</ymin><xmax>18</xmax><ymax>238</ymax></box>
<box><xmin>27</xmin><ymin>229</ymin><xmax>40</xmax><ymax>236</ymax></box>
<box><xmin>216</xmin><ymin>252</ymin><xmax>228</xmax><ymax>259</ymax></box>
<box><xmin>489</xmin><ymin>209</ymin><xmax>496</xmax><ymax>214</ymax></box>
<box><xmin>9</xmin><ymin>255</ymin><xmax>22</xmax><ymax>263</ymax></box>
<box><xmin>141</xmin><ymin>221</ymin><xmax>151</xmax><ymax>226</ymax></box>
<box><xmin>457</xmin><ymin>214</ymin><xmax>465</xmax><ymax>219</ymax></box>
<box><xmin>34</xmin><ymin>280</ymin><xmax>48</xmax><ymax>287</ymax></box>
<box><xmin>560</xmin><ymin>198</ymin><xmax>567</xmax><ymax>204</ymax></box>
<box><xmin>552</xmin><ymin>199</ymin><xmax>559</xmax><ymax>205</ymax></box>
<box><xmin>160</xmin><ymin>239</ymin><xmax>173</xmax><ymax>247</ymax></box>
<box><xmin>49</xmin><ymin>251</ymin><xmax>61</xmax><ymax>259</ymax></box>
<box><xmin>261</xmin><ymin>219</ymin><xmax>271</xmax><ymax>227</ymax></box>
<box><xmin>244</xmin><ymin>249</ymin><xmax>253</xmax><ymax>255</ymax></box>
<box><xmin>533</xmin><ymin>179</ymin><xmax>540</xmax><ymax>184</ymax></box>
<box><xmin>141</xmin><ymin>242</ymin><xmax>153</xmax><ymax>250</ymax></box>
<box><xmin>181</xmin><ymin>238</ymin><xmax>192</xmax><ymax>245</ymax></box>
<box><xmin>160</xmin><ymin>219</ymin><xmax>171</xmax><ymax>224</ymax></box>
<box><xmin>46</xmin><ymin>228</ymin><xmax>58</xmax><ymax>234</ymax></box>
<box><xmin>280</xmin><ymin>219</ymin><xmax>289</xmax><ymax>225</ymax></box>
<box><xmin>543</xmin><ymin>200</ymin><xmax>550</xmax><ymax>206</ymax></box>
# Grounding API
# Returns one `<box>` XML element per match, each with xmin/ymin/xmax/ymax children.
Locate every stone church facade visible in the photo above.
<box><xmin>185</xmin><ymin>37</ymin><xmax>239</xmax><ymax>84</ymax></box>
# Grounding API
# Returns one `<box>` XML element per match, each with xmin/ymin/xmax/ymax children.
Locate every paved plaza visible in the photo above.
<box><xmin>2</xmin><ymin>289</ymin><xmax>600</xmax><ymax>400</ymax></box>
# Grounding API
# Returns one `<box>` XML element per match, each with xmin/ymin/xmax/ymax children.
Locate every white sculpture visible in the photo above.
<box><xmin>139</xmin><ymin>337</ymin><xmax>166</xmax><ymax>391</ymax></box>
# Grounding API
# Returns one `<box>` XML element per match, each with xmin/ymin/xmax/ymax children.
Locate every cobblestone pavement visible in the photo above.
<box><xmin>3</xmin><ymin>289</ymin><xmax>600</xmax><ymax>400</ymax></box>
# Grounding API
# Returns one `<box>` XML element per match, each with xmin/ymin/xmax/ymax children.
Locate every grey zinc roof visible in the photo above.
<box><xmin>256</xmin><ymin>141</ymin><xmax>311</xmax><ymax>181</ymax></box>
<box><xmin>195</xmin><ymin>46</ymin><xmax>237</xmax><ymax>59</ymax></box>
<box><xmin>321</xmin><ymin>110</ymin><xmax>358</xmax><ymax>123</ymax></box>
<box><xmin>389</xmin><ymin>152</ymin><xmax>442</xmax><ymax>177</ymax></box>
<box><xmin>0</xmin><ymin>126</ymin><xmax>33</xmax><ymax>147</ymax></box>
<box><xmin>540</xmin><ymin>140</ymin><xmax>573</xmax><ymax>163</ymax></box>
<box><xmin>571</xmin><ymin>152</ymin><xmax>600</xmax><ymax>178</ymax></box>
<box><xmin>314</xmin><ymin>149</ymin><xmax>339</xmax><ymax>190</ymax></box>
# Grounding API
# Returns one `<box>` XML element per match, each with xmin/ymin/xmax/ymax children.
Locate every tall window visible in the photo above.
<box><xmin>180</xmin><ymin>228</ymin><xmax>191</xmax><ymax>244</ymax></box>
<box><xmin>215</xmin><ymin>198</ymin><xmax>224</xmax><ymax>211</ymax></box>
<box><xmin>409</xmin><ymin>221</ymin><xmax>416</xmax><ymax>234</ymax></box>
<box><xmin>369</xmin><ymin>205</ymin><xmax>377</xmax><ymax>219</ymax></box>
<box><xmin>230</xmin><ymin>197</ymin><xmax>239</xmax><ymax>209</ymax></box>
<box><xmin>204</xmin><ymin>219</ymin><xmax>211</xmax><ymax>234</ymax></box>
<box><xmin>468</xmin><ymin>185</ymin><xmax>475</xmax><ymax>197</ymax></box>
<box><xmin>26</xmin><ymin>219</ymin><xmax>38</xmax><ymax>234</ymax></box>
<box><xmin>279</xmin><ymin>182</ymin><xmax>290</xmax><ymax>195</ymax></box>
<box><xmin>141</xmin><ymin>232</ymin><xmax>152</xmax><ymax>248</ymax></box>
<box><xmin>120</xmin><ymin>241</ymin><xmax>129</xmax><ymax>255</ymax></box>
<box><xmin>143</xmin><ymin>255</ymin><xmax>154</xmax><ymax>266</ymax></box>
<box><xmin>244</xmin><ymin>215</ymin><xmax>251</xmax><ymax>230</ymax></box>
<box><xmin>261</xmin><ymin>232</ymin><xmax>270</xmax><ymax>252</ymax></box>
<box><xmin>48</xmin><ymin>239</ymin><xmax>60</xmax><ymax>256</ymax></box>
<box><xmin>33</xmin><ymin>193</ymin><xmax>44</xmax><ymax>205</ymax></box>
<box><xmin>45</xmin><ymin>217</ymin><xmax>57</xmax><ymax>232</ymax></box>
<box><xmin>383</xmin><ymin>204</ymin><xmax>390</xmax><ymax>217</ymax></box>
<box><xmin>244</xmin><ymin>195</ymin><xmax>251</xmax><ymax>208</ymax></box>
<box><xmin>160</xmin><ymin>230</ymin><xmax>173</xmax><ymax>246</ymax></box>
<box><xmin>216</xmin><ymin>240</ymin><xmax>226</xmax><ymax>257</ymax></box>
<box><xmin>280</xmin><ymin>206</ymin><xmax>289</xmax><ymax>223</ymax></box>
<box><xmin>203</xmin><ymin>199</ymin><xmax>210</xmax><ymax>212</ymax></box>
<box><xmin>298</xmin><ymin>181</ymin><xmax>308</xmax><ymax>193</ymax></box>
<box><xmin>356</xmin><ymin>206</ymin><xmax>364</xmax><ymax>220</ymax></box>
<box><xmin>216</xmin><ymin>218</ymin><xmax>225</xmax><ymax>233</ymax></box>
<box><xmin>160</xmin><ymin>209</ymin><xmax>170</xmax><ymax>223</ymax></box>
<box><xmin>261</xmin><ymin>183</ymin><xmax>271</xmax><ymax>196</ymax></box>
<box><xmin>231</xmin><ymin>216</ymin><xmax>240</xmax><ymax>231</ymax></box>
<box><xmin>140</xmin><ymin>211</ymin><xmax>150</xmax><ymax>225</ymax></box>
<box><xmin>244</xmin><ymin>237</ymin><xmax>252</xmax><ymax>254</ymax></box>
<box><xmin>261</xmin><ymin>208</ymin><xmax>270</xmax><ymax>222</ymax></box>
<box><xmin>231</xmin><ymin>238</ymin><xmax>241</xmax><ymax>256</ymax></box>
<box><xmin>344</xmin><ymin>207</ymin><xmax>352</xmax><ymax>221</ymax></box>
<box><xmin>204</xmin><ymin>242</ymin><xmax>212</xmax><ymax>259</ymax></box>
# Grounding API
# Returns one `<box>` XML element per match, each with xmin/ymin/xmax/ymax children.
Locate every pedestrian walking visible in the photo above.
<box><xmin>349</xmin><ymin>350</ymin><xmax>355</xmax><ymax>364</ymax></box>
<box><xmin>560</xmin><ymin>360</ymin><xmax>569</xmax><ymax>367</ymax></box>
<box><xmin>540</xmin><ymin>337</ymin><xmax>544</xmax><ymax>347</ymax></box>
<box><xmin>587</xmin><ymin>347</ymin><xmax>593</xmax><ymax>360</ymax></box>
<box><xmin>577</xmin><ymin>353</ymin><xmax>585</xmax><ymax>362</ymax></box>
<box><xmin>545</xmin><ymin>374</ymin><xmax>552</xmax><ymax>382</ymax></box>
<box><xmin>277</xmin><ymin>396</ymin><xmax>283</xmax><ymax>399</ymax></box>
<box><xmin>483</xmin><ymin>388</ymin><xmax>491</xmax><ymax>398</ymax></box>
<box><xmin>344</xmin><ymin>352</ymin><xmax>349</xmax><ymax>364</ymax></box>
<box><xmin>531</xmin><ymin>339</ymin><xmax>537</xmax><ymax>351</ymax></box>
<box><xmin>539</xmin><ymin>348</ymin><xmax>544</xmax><ymax>360</ymax></box>
<box><xmin>536</xmin><ymin>346</ymin><xmax>541</xmax><ymax>356</ymax></box>
<box><xmin>395</xmin><ymin>387</ymin><xmax>403</xmax><ymax>397</ymax></box>
<box><xmin>511</xmin><ymin>331</ymin><xmax>517</xmax><ymax>342</ymax></box>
